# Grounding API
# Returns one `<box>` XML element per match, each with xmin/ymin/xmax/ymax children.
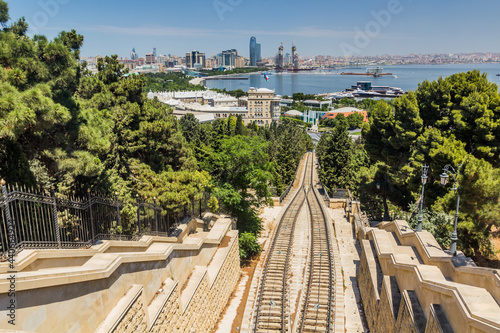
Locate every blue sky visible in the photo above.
<box><xmin>7</xmin><ymin>0</ymin><xmax>500</xmax><ymax>58</ymax></box>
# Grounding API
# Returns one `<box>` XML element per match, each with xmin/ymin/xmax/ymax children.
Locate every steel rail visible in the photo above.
<box><xmin>298</xmin><ymin>154</ymin><xmax>334</xmax><ymax>333</ymax></box>
<box><xmin>253</xmin><ymin>153</ymin><xmax>313</xmax><ymax>333</ymax></box>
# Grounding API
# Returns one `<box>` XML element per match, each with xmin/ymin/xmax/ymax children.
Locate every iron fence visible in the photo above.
<box><xmin>0</xmin><ymin>182</ymin><xmax>207</xmax><ymax>259</ymax></box>
<box><xmin>346</xmin><ymin>189</ymin><xmax>370</xmax><ymax>233</ymax></box>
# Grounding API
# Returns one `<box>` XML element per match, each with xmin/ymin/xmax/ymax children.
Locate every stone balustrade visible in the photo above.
<box><xmin>354</xmin><ymin>217</ymin><xmax>500</xmax><ymax>333</ymax></box>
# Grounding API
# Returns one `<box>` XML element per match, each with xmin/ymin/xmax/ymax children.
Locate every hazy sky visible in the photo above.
<box><xmin>8</xmin><ymin>0</ymin><xmax>500</xmax><ymax>58</ymax></box>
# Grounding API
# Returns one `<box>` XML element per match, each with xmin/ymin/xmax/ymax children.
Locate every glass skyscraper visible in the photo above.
<box><xmin>250</xmin><ymin>36</ymin><xmax>261</xmax><ymax>66</ymax></box>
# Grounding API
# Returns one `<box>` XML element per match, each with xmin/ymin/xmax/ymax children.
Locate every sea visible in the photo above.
<box><xmin>203</xmin><ymin>64</ymin><xmax>500</xmax><ymax>96</ymax></box>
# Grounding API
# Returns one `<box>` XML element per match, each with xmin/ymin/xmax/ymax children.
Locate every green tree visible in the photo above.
<box><xmin>142</xmin><ymin>72</ymin><xmax>205</xmax><ymax>92</ymax></box>
<box><xmin>0</xmin><ymin>0</ymin><xmax>8</xmax><ymax>25</ymax></box>
<box><xmin>180</xmin><ymin>113</ymin><xmax>201</xmax><ymax>144</ymax></box>
<box><xmin>235</xmin><ymin>114</ymin><xmax>245</xmax><ymax>135</ymax></box>
<box><xmin>317</xmin><ymin>115</ymin><xmax>352</xmax><ymax>190</ymax></box>
<box><xmin>208</xmin><ymin>135</ymin><xmax>275</xmax><ymax>234</ymax></box>
<box><xmin>363</xmin><ymin>71</ymin><xmax>500</xmax><ymax>258</ymax></box>
<box><xmin>346</xmin><ymin>112</ymin><xmax>364</xmax><ymax>130</ymax></box>
<box><xmin>271</xmin><ymin>119</ymin><xmax>309</xmax><ymax>193</ymax></box>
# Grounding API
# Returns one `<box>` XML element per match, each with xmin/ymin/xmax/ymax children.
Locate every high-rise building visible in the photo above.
<box><xmin>250</xmin><ymin>37</ymin><xmax>261</xmax><ymax>66</ymax></box>
<box><xmin>153</xmin><ymin>47</ymin><xmax>157</xmax><ymax>57</ymax></box>
<box><xmin>277</xmin><ymin>44</ymin><xmax>284</xmax><ymax>69</ymax></box>
<box><xmin>185</xmin><ymin>50</ymin><xmax>206</xmax><ymax>69</ymax></box>
<box><xmin>285</xmin><ymin>53</ymin><xmax>291</xmax><ymax>65</ymax></box>
<box><xmin>250</xmin><ymin>37</ymin><xmax>257</xmax><ymax>66</ymax></box>
<box><xmin>157</xmin><ymin>55</ymin><xmax>166</xmax><ymax>64</ymax></box>
<box><xmin>145</xmin><ymin>53</ymin><xmax>156</xmax><ymax>64</ymax></box>
<box><xmin>316</xmin><ymin>55</ymin><xmax>325</xmax><ymax>64</ymax></box>
<box><xmin>235</xmin><ymin>56</ymin><xmax>246</xmax><ymax>68</ymax></box>
<box><xmin>219</xmin><ymin>49</ymin><xmax>238</xmax><ymax>68</ymax></box>
<box><xmin>131</xmin><ymin>48</ymin><xmax>138</xmax><ymax>60</ymax></box>
<box><xmin>292</xmin><ymin>44</ymin><xmax>299</xmax><ymax>70</ymax></box>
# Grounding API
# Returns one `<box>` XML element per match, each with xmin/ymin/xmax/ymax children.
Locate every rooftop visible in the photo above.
<box><xmin>249</xmin><ymin>87</ymin><xmax>275</xmax><ymax>94</ymax></box>
<box><xmin>284</xmin><ymin>110</ymin><xmax>303</xmax><ymax>116</ymax></box>
<box><xmin>327</xmin><ymin>107</ymin><xmax>364</xmax><ymax>113</ymax></box>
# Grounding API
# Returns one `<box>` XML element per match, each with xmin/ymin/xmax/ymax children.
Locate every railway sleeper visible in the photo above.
<box><xmin>257</xmin><ymin>321</ymin><xmax>285</xmax><ymax>330</ymax></box>
<box><xmin>301</xmin><ymin>324</ymin><xmax>328</xmax><ymax>332</ymax></box>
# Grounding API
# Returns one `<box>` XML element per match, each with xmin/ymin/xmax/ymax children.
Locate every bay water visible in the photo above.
<box><xmin>204</xmin><ymin>64</ymin><xmax>500</xmax><ymax>96</ymax></box>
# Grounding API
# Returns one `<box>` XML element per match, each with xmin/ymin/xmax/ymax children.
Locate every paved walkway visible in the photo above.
<box><xmin>329</xmin><ymin>208</ymin><xmax>367</xmax><ymax>332</ymax></box>
<box><xmin>189</xmin><ymin>77</ymin><xmax>206</xmax><ymax>85</ymax></box>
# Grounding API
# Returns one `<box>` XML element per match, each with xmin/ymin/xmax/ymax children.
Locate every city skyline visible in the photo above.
<box><xmin>7</xmin><ymin>0</ymin><xmax>500</xmax><ymax>59</ymax></box>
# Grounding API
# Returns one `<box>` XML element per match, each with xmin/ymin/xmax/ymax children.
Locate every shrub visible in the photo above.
<box><xmin>239</xmin><ymin>232</ymin><xmax>261</xmax><ymax>261</ymax></box>
<box><xmin>207</xmin><ymin>196</ymin><xmax>219</xmax><ymax>213</ymax></box>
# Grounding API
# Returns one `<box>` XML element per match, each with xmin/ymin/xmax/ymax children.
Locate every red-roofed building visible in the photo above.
<box><xmin>321</xmin><ymin>107</ymin><xmax>368</xmax><ymax>122</ymax></box>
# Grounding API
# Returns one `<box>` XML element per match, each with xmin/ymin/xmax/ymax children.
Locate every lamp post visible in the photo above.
<box><xmin>440</xmin><ymin>165</ymin><xmax>461</xmax><ymax>256</ymax></box>
<box><xmin>416</xmin><ymin>164</ymin><xmax>429</xmax><ymax>232</ymax></box>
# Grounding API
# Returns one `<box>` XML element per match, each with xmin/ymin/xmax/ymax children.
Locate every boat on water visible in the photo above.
<box><xmin>341</xmin><ymin>67</ymin><xmax>393</xmax><ymax>76</ymax></box>
<box><xmin>347</xmin><ymin>81</ymin><xmax>405</xmax><ymax>98</ymax></box>
<box><xmin>330</xmin><ymin>92</ymin><xmax>355</xmax><ymax>99</ymax></box>
<box><xmin>353</xmin><ymin>89</ymin><xmax>383</xmax><ymax>98</ymax></box>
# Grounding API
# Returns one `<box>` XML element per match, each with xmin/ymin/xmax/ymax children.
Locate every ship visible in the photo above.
<box><xmin>341</xmin><ymin>67</ymin><xmax>393</xmax><ymax>76</ymax></box>
<box><xmin>347</xmin><ymin>81</ymin><xmax>405</xmax><ymax>98</ymax></box>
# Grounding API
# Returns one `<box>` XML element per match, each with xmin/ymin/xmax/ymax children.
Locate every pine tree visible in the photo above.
<box><xmin>317</xmin><ymin>115</ymin><xmax>352</xmax><ymax>190</ymax></box>
<box><xmin>235</xmin><ymin>115</ymin><xmax>245</xmax><ymax>135</ymax></box>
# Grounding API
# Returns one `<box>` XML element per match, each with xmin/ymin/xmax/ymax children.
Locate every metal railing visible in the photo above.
<box><xmin>0</xmin><ymin>182</ymin><xmax>206</xmax><ymax>259</ymax></box>
<box><xmin>346</xmin><ymin>189</ymin><xmax>370</xmax><ymax>236</ymax></box>
<box><xmin>279</xmin><ymin>155</ymin><xmax>304</xmax><ymax>204</ymax></box>
<box><xmin>317</xmin><ymin>179</ymin><xmax>331</xmax><ymax>202</ymax></box>
<box><xmin>279</xmin><ymin>181</ymin><xmax>294</xmax><ymax>204</ymax></box>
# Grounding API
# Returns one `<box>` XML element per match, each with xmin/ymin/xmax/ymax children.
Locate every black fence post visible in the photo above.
<box><xmin>88</xmin><ymin>189</ymin><xmax>95</xmax><ymax>242</ymax></box>
<box><xmin>115</xmin><ymin>192</ymin><xmax>121</xmax><ymax>229</ymax></box>
<box><xmin>199</xmin><ymin>195</ymin><xmax>202</xmax><ymax>218</ymax></box>
<box><xmin>136</xmin><ymin>194</ymin><xmax>141</xmax><ymax>234</ymax></box>
<box><xmin>1</xmin><ymin>180</ymin><xmax>16</xmax><ymax>254</ymax></box>
<box><xmin>50</xmin><ymin>187</ymin><xmax>61</xmax><ymax>249</ymax></box>
<box><xmin>153</xmin><ymin>197</ymin><xmax>158</xmax><ymax>233</ymax></box>
<box><xmin>167</xmin><ymin>211</ymin><xmax>170</xmax><ymax>234</ymax></box>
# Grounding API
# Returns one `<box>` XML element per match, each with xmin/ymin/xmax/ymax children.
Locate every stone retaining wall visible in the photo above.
<box><xmin>0</xmin><ymin>219</ymin><xmax>239</xmax><ymax>332</ymax></box>
<box><xmin>358</xmin><ymin>239</ymin><xmax>427</xmax><ymax>333</ymax></box>
<box><xmin>112</xmin><ymin>286</ymin><xmax>149</xmax><ymax>333</ymax></box>
<box><xmin>148</xmin><ymin>234</ymin><xmax>240</xmax><ymax>333</ymax></box>
<box><xmin>357</xmin><ymin>237</ymin><xmax>498</xmax><ymax>333</ymax></box>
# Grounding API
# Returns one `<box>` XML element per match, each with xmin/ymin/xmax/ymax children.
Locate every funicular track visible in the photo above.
<box><xmin>253</xmin><ymin>153</ymin><xmax>313</xmax><ymax>332</ymax></box>
<box><xmin>298</xmin><ymin>179</ymin><xmax>334</xmax><ymax>332</ymax></box>
<box><xmin>253</xmin><ymin>152</ymin><xmax>334</xmax><ymax>333</ymax></box>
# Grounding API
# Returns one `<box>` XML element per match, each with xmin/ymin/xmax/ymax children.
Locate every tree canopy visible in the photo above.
<box><xmin>316</xmin><ymin>115</ymin><xmax>353</xmax><ymax>190</ymax></box>
<box><xmin>363</xmin><ymin>70</ymin><xmax>500</xmax><ymax>257</ymax></box>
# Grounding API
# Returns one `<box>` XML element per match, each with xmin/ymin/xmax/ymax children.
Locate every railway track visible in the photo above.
<box><xmin>298</xmin><ymin>186</ymin><xmax>334</xmax><ymax>332</ymax></box>
<box><xmin>253</xmin><ymin>152</ymin><xmax>334</xmax><ymax>332</ymax></box>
